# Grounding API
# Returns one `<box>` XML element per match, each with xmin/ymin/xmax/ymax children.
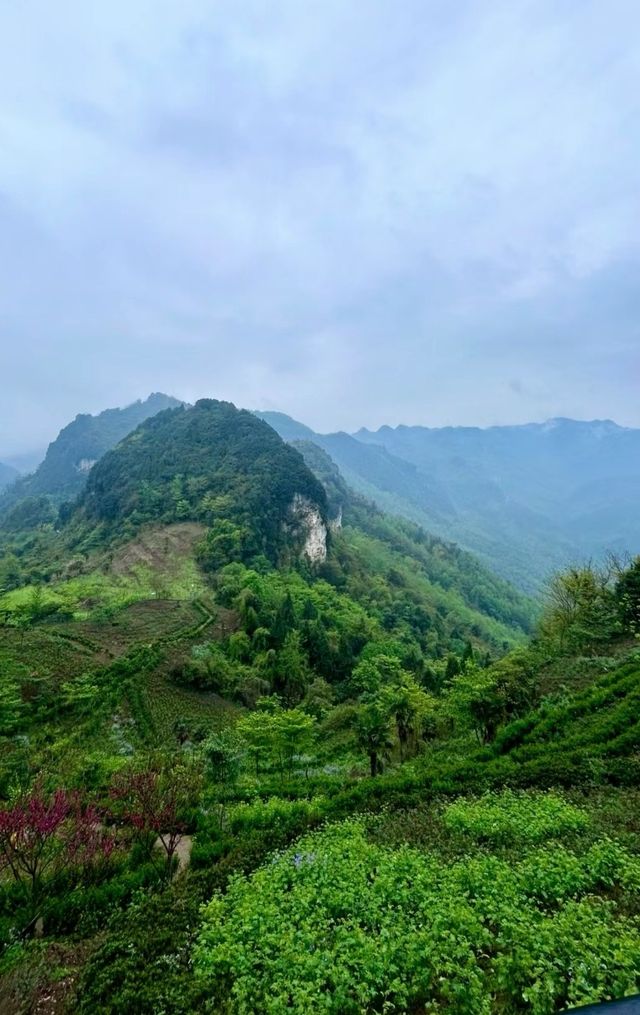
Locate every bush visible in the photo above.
<box><xmin>442</xmin><ymin>789</ymin><xmax>590</xmax><ymax>846</ymax></box>
<box><xmin>75</xmin><ymin>886</ymin><xmax>202</xmax><ymax>1014</ymax></box>
<box><xmin>194</xmin><ymin>818</ymin><xmax>640</xmax><ymax>1014</ymax></box>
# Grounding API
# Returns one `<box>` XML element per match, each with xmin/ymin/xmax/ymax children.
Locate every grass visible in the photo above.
<box><xmin>0</xmin><ymin>524</ymin><xmax>209</xmax><ymax>621</ymax></box>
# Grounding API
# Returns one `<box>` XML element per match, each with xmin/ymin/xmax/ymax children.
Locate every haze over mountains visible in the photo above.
<box><xmin>259</xmin><ymin>413</ymin><xmax>640</xmax><ymax>593</ymax></box>
<box><xmin>3</xmin><ymin>394</ymin><xmax>639</xmax><ymax>594</ymax></box>
<box><xmin>0</xmin><ymin>394</ymin><xmax>181</xmax><ymax>508</ymax></box>
<box><xmin>0</xmin><ymin>463</ymin><xmax>18</xmax><ymax>494</ymax></box>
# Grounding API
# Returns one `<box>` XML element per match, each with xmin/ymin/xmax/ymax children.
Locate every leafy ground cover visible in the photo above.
<box><xmin>194</xmin><ymin>793</ymin><xmax>640</xmax><ymax>1015</ymax></box>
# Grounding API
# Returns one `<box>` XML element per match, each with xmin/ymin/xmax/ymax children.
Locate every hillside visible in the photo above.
<box><xmin>4</xmin><ymin>401</ymin><xmax>640</xmax><ymax>1014</ymax></box>
<box><xmin>72</xmin><ymin>399</ymin><xmax>329</xmax><ymax>567</ymax></box>
<box><xmin>258</xmin><ymin>412</ymin><xmax>640</xmax><ymax>594</ymax></box>
<box><xmin>0</xmin><ymin>392</ymin><xmax>181</xmax><ymax>518</ymax></box>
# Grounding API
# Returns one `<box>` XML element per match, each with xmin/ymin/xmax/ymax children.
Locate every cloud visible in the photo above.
<box><xmin>1</xmin><ymin>0</ymin><xmax>639</xmax><ymax>452</ymax></box>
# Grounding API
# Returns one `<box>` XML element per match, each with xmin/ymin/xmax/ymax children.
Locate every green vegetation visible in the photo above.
<box><xmin>195</xmin><ymin>805</ymin><xmax>640</xmax><ymax>1014</ymax></box>
<box><xmin>2</xmin><ymin>400</ymin><xmax>640</xmax><ymax>1012</ymax></box>
<box><xmin>0</xmin><ymin>393</ymin><xmax>181</xmax><ymax>518</ymax></box>
<box><xmin>263</xmin><ymin>412</ymin><xmax>640</xmax><ymax>595</ymax></box>
<box><xmin>74</xmin><ymin>399</ymin><xmax>328</xmax><ymax>567</ymax></box>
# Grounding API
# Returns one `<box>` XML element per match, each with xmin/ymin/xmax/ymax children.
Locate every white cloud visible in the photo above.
<box><xmin>1</xmin><ymin>0</ymin><xmax>640</xmax><ymax>452</ymax></box>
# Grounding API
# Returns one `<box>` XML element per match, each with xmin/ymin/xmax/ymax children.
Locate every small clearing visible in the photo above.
<box><xmin>108</xmin><ymin>522</ymin><xmax>206</xmax><ymax>578</ymax></box>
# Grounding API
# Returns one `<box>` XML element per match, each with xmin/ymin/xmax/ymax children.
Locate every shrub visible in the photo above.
<box><xmin>194</xmin><ymin>819</ymin><xmax>640</xmax><ymax>1014</ymax></box>
<box><xmin>442</xmin><ymin>789</ymin><xmax>590</xmax><ymax>846</ymax></box>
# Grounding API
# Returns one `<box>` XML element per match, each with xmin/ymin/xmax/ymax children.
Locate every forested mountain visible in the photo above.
<box><xmin>72</xmin><ymin>399</ymin><xmax>329</xmax><ymax>569</ymax></box>
<box><xmin>0</xmin><ymin>393</ymin><xmax>181</xmax><ymax>520</ymax></box>
<box><xmin>3</xmin><ymin>395</ymin><xmax>640</xmax><ymax>1011</ymax></box>
<box><xmin>0</xmin><ymin>462</ymin><xmax>18</xmax><ymax>493</ymax></box>
<box><xmin>259</xmin><ymin>412</ymin><xmax>640</xmax><ymax>593</ymax></box>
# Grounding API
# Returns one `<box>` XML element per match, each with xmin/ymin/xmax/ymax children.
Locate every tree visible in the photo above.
<box><xmin>348</xmin><ymin>652</ymin><xmax>404</xmax><ymax>697</ymax></box>
<box><xmin>381</xmin><ymin>675</ymin><xmax>437</xmax><ymax>761</ymax></box>
<box><xmin>445</xmin><ymin>654</ymin><xmax>461</xmax><ymax>681</ymax></box>
<box><xmin>273</xmin><ymin>631</ymin><xmax>311</xmax><ymax>705</ymax></box>
<box><xmin>236</xmin><ymin>705</ymin><xmax>317</xmax><ymax>776</ymax></box>
<box><xmin>273</xmin><ymin>592</ymin><xmax>296</xmax><ymax>647</ymax></box>
<box><xmin>355</xmin><ymin>702</ymin><xmax>394</xmax><ymax>777</ymax></box>
<box><xmin>203</xmin><ymin>729</ymin><xmax>244</xmax><ymax>787</ymax></box>
<box><xmin>541</xmin><ymin>565</ymin><xmax>620</xmax><ymax>653</ymax></box>
<box><xmin>444</xmin><ymin>654</ymin><xmax>537</xmax><ymax>745</ymax></box>
<box><xmin>236</xmin><ymin>710</ymin><xmax>277</xmax><ymax>775</ymax></box>
<box><xmin>302</xmin><ymin>677</ymin><xmax>334</xmax><ymax>719</ymax></box>
<box><xmin>615</xmin><ymin>556</ymin><xmax>640</xmax><ymax>633</ymax></box>
<box><xmin>461</xmin><ymin>641</ymin><xmax>474</xmax><ymax>671</ymax></box>
<box><xmin>110</xmin><ymin>757</ymin><xmax>202</xmax><ymax>877</ymax></box>
<box><xmin>272</xmin><ymin>708</ymin><xmax>317</xmax><ymax>775</ymax></box>
<box><xmin>301</xmin><ymin>619</ymin><xmax>333</xmax><ymax>678</ymax></box>
<box><xmin>197</xmin><ymin>520</ymin><xmax>246</xmax><ymax>572</ymax></box>
<box><xmin>227</xmin><ymin>631</ymin><xmax>252</xmax><ymax>663</ymax></box>
<box><xmin>0</xmin><ymin>783</ymin><xmax>114</xmax><ymax>920</ymax></box>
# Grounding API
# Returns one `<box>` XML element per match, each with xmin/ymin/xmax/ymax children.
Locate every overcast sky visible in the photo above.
<box><xmin>1</xmin><ymin>0</ymin><xmax>640</xmax><ymax>456</ymax></box>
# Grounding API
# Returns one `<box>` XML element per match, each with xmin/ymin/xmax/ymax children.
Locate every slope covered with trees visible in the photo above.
<box><xmin>2</xmin><ymin>400</ymin><xmax>640</xmax><ymax>1013</ymax></box>
<box><xmin>72</xmin><ymin>399</ymin><xmax>329</xmax><ymax>567</ymax></box>
<box><xmin>0</xmin><ymin>393</ymin><xmax>181</xmax><ymax>520</ymax></box>
<box><xmin>0</xmin><ymin>463</ymin><xmax>17</xmax><ymax>494</ymax></box>
<box><xmin>259</xmin><ymin>411</ymin><xmax>640</xmax><ymax>594</ymax></box>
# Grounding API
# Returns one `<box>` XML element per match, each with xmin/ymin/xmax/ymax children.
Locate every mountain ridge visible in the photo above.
<box><xmin>0</xmin><ymin>462</ymin><xmax>18</xmax><ymax>493</ymax></box>
<box><xmin>258</xmin><ymin>411</ymin><xmax>640</xmax><ymax>592</ymax></box>
<box><xmin>0</xmin><ymin>393</ymin><xmax>183</xmax><ymax>518</ymax></box>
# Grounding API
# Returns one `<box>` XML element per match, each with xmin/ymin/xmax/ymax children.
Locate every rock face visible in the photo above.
<box><xmin>290</xmin><ymin>494</ymin><xmax>327</xmax><ymax>563</ymax></box>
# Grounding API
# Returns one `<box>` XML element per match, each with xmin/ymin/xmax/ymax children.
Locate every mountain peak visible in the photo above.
<box><xmin>75</xmin><ymin>398</ymin><xmax>329</xmax><ymax>567</ymax></box>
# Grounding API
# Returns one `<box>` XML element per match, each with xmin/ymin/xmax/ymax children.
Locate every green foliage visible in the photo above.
<box><xmin>354</xmin><ymin>701</ymin><xmax>394</xmax><ymax>776</ymax></box>
<box><xmin>195</xmin><ymin>817</ymin><xmax>640</xmax><ymax>1014</ymax></box>
<box><xmin>236</xmin><ymin>704</ymin><xmax>317</xmax><ymax>776</ymax></box>
<box><xmin>75</xmin><ymin>887</ymin><xmax>201</xmax><ymax>1015</ymax></box>
<box><xmin>0</xmin><ymin>393</ymin><xmax>181</xmax><ymax>518</ymax></box>
<box><xmin>540</xmin><ymin>563</ymin><xmax>622</xmax><ymax>654</ymax></box>
<box><xmin>445</xmin><ymin>652</ymin><xmax>538</xmax><ymax>743</ymax></box>
<box><xmin>442</xmin><ymin>790</ymin><xmax>590</xmax><ymax>845</ymax></box>
<box><xmin>76</xmin><ymin>399</ymin><xmax>328</xmax><ymax>567</ymax></box>
<box><xmin>0</xmin><ymin>496</ymin><xmax>56</xmax><ymax>533</ymax></box>
<box><xmin>8</xmin><ymin>410</ymin><xmax>640</xmax><ymax>1014</ymax></box>
<box><xmin>202</xmin><ymin>728</ymin><xmax>245</xmax><ymax>786</ymax></box>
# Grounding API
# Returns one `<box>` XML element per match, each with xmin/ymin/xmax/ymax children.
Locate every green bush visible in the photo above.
<box><xmin>194</xmin><ymin>818</ymin><xmax>640</xmax><ymax>1014</ymax></box>
<box><xmin>75</xmin><ymin>886</ymin><xmax>202</xmax><ymax>1014</ymax></box>
<box><xmin>442</xmin><ymin>789</ymin><xmax>590</xmax><ymax>845</ymax></box>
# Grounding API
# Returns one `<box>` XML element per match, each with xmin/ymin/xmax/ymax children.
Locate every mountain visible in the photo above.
<box><xmin>355</xmin><ymin>418</ymin><xmax>640</xmax><ymax>590</ymax></box>
<box><xmin>0</xmin><ymin>393</ymin><xmax>182</xmax><ymax>517</ymax></box>
<box><xmin>255</xmin><ymin>414</ymin><xmax>454</xmax><ymax>525</ymax></box>
<box><xmin>6</xmin><ymin>397</ymin><xmax>640</xmax><ymax>1014</ymax></box>
<box><xmin>0</xmin><ymin>462</ymin><xmax>18</xmax><ymax>493</ymax></box>
<box><xmin>259</xmin><ymin>413</ymin><xmax>640</xmax><ymax>593</ymax></box>
<box><xmin>293</xmin><ymin>440</ymin><xmax>535</xmax><ymax>638</ymax></box>
<box><xmin>72</xmin><ymin>399</ymin><xmax>329</xmax><ymax>567</ymax></box>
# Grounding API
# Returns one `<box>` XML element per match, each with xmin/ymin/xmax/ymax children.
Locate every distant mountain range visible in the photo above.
<box><xmin>0</xmin><ymin>393</ymin><xmax>182</xmax><ymax>515</ymax></box>
<box><xmin>257</xmin><ymin>413</ymin><xmax>640</xmax><ymax>593</ymax></box>
<box><xmin>3</xmin><ymin>395</ymin><xmax>638</xmax><ymax>594</ymax></box>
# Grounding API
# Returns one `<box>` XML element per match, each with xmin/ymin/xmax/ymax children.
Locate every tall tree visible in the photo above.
<box><xmin>355</xmin><ymin>702</ymin><xmax>394</xmax><ymax>777</ymax></box>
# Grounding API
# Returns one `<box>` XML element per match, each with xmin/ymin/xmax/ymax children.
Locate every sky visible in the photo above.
<box><xmin>1</xmin><ymin>0</ymin><xmax>640</xmax><ymax>457</ymax></box>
